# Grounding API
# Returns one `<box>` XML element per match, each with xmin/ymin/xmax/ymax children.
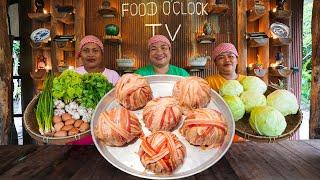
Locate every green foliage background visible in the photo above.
<box><xmin>302</xmin><ymin>0</ymin><xmax>313</xmax><ymax>106</ymax></box>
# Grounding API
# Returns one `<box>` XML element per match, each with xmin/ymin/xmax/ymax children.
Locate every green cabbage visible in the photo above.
<box><xmin>219</xmin><ymin>80</ymin><xmax>243</xmax><ymax>97</ymax></box>
<box><xmin>240</xmin><ymin>91</ymin><xmax>267</xmax><ymax>113</ymax></box>
<box><xmin>267</xmin><ymin>89</ymin><xmax>299</xmax><ymax>116</ymax></box>
<box><xmin>52</xmin><ymin>70</ymin><xmax>83</xmax><ymax>103</ymax></box>
<box><xmin>223</xmin><ymin>95</ymin><xmax>245</xmax><ymax>121</ymax></box>
<box><xmin>249</xmin><ymin>106</ymin><xmax>287</xmax><ymax>136</ymax></box>
<box><xmin>240</xmin><ymin>76</ymin><xmax>267</xmax><ymax>94</ymax></box>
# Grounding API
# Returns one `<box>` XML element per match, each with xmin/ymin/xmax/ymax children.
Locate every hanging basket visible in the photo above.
<box><xmin>23</xmin><ymin>94</ymin><xmax>90</xmax><ymax>145</ymax></box>
<box><xmin>235</xmin><ymin>86</ymin><xmax>303</xmax><ymax>142</ymax></box>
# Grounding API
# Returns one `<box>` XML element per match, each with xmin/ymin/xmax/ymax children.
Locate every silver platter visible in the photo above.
<box><xmin>91</xmin><ymin>75</ymin><xmax>235</xmax><ymax>179</ymax></box>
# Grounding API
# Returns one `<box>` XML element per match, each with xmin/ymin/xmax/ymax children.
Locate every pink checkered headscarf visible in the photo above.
<box><xmin>77</xmin><ymin>35</ymin><xmax>104</xmax><ymax>58</ymax></box>
<box><xmin>212</xmin><ymin>43</ymin><xmax>239</xmax><ymax>61</ymax></box>
<box><xmin>148</xmin><ymin>35</ymin><xmax>171</xmax><ymax>49</ymax></box>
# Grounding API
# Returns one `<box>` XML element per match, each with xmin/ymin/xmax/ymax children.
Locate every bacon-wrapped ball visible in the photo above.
<box><xmin>139</xmin><ymin>131</ymin><xmax>186</xmax><ymax>174</ymax></box>
<box><xmin>180</xmin><ymin>108</ymin><xmax>227</xmax><ymax>149</ymax></box>
<box><xmin>173</xmin><ymin>76</ymin><xmax>211</xmax><ymax>113</ymax></box>
<box><xmin>115</xmin><ymin>73</ymin><xmax>153</xmax><ymax>110</ymax></box>
<box><xmin>94</xmin><ymin>106</ymin><xmax>143</xmax><ymax>146</ymax></box>
<box><xmin>143</xmin><ymin>97</ymin><xmax>182</xmax><ymax>132</ymax></box>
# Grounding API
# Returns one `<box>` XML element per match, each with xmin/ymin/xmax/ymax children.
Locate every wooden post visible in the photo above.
<box><xmin>0</xmin><ymin>0</ymin><xmax>13</xmax><ymax>145</ymax></box>
<box><xmin>237</xmin><ymin>0</ymin><xmax>247</xmax><ymax>75</ymax></box>
<box><xmin>74</xmin><ymin>0</ymin><xmax>85</xmax><ymax>67</ymax></box>
<box><xmin>310</xmin><ymin>0</ymin><xmax>320</xmax><ymax>139</ymax></box>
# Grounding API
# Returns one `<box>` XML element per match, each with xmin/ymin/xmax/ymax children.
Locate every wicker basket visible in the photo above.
<box><xmin>235</xmin><ymin>86</ymin><xmax>303</xmax><ymax>142</ymax></box>
<box><xmin>23</xmin><ymin>94</ymin><xmax>90</xmax><ymax>145</ymax></box>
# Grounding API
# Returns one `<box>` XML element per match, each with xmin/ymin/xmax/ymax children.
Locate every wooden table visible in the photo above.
<box><xmin>0</xmin><ymin>140</ymin><xmax>319</xmax><ymax>179</ymax></box>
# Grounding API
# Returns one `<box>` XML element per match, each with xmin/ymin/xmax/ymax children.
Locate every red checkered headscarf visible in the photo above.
<box><xmin>77</xmin><ymin>35</ymin><xmax>104</xmax><ymax>58</ymax></box>
<box><xmin>148</xmin><ymin>35</ymin><xmax>171</xmax><ymax>49</ymax></box>
<box><xmin>212</xmin><ymin>43</ymin><xmax>239</xmax><ymax>61</ymax></box>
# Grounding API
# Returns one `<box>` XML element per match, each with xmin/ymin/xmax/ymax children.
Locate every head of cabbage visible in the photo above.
<box><xmin>240</xmin><ymin>91</ymin><xmax>267</xmax><ymax>113</ymax></box>
<box><xmin>223</xmin><ymin>95</ymin><xmax>245</xmax><ymax>121</ymax></box>
<box><xmin>249</xmin><ymin>106</ymin><xmax>287</xmax><ymax>136</ymax></box>
<box><xmin>219</xmin><ymin>80</ymin><xmax>243</xmax><ymax>97</ymax></box>
<box><xmin>240</xmin><ymin>76</ymin><xmax>267</xmax><ymax>94</ymax></box>
<box><xmin>267</xmin><ymin>89</ymin><xmax>299</xmax><ymax>116</ymax></box>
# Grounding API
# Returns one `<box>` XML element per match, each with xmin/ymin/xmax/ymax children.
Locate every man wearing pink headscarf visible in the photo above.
<box><xmin>75</xmin><ymin>35</ymin><xmax>120</xmax><ymax>86</ymax></box>
<box><xmin>135</xmin><ymin>35</ymin><xmax>189</xmax><ymax>76</ymax></box>
<box><xmin>205</xmin><ymin>42</ymin><xmax>246</xmax><ymax>92</ymax></box>
<box><xmin>205</xmin><ymin>42</ymin><xmax>246</xmax><ymax>143</ymax></box>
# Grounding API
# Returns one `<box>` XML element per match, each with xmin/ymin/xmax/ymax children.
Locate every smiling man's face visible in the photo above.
<box><xmin>149</xmin><ymin>41</ymin><xmax>171</xmax><ymax>68</ymax></box>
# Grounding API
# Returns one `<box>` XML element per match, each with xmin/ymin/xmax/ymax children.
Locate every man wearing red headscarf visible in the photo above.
<box><xmin>135</xmin><ymin>35</ymin><xmax>189</xmax><ymax>77</ymax></box>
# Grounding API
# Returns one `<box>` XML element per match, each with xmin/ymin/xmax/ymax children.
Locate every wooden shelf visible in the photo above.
<box><xmin>30</xmin><ymin>41</ymin><xmax>51</xmax><ymax>50</ymax></box>
<box><xmin>104</xmin><ymin>35</ymin><xmax>122</xmax><ymax>45</ymax></box>
<box><xmin>196</xmin><ymin>34</ymin><xmax>215</xmax><ymax>44</ymax></box>
<box><xmin>55</xmin><ymin>13</ymin><xmax>74</xmax><ymax>25</ymax></box>
<box><xmin>184</xmin><ymin>66</ymin><xmax>206</xmax><ymax>72</ymax></box>
<box><xmin>269</xmin><ymin>67</ymin><xmax>293</xmax><ymax>78</ymax></box>
<box><xmin>247</xmin><ymin>3</ymin><xmax>266</xmax><ymax>22</ymax></box>
<box><xmin>270</xmin><ymin>38</ymin><xmax>292</xmax><ymax>46</ymax></box>
<box><xmin>55</xmin><ymin>41</ymin><xmax>75</xmax><ymax>51</ymax></box>
<box><xmin>98</xmin><ymin>7</ymin><xmax>117</xmax><ymax>18</ymax></box>
<box><xmin>248</xmin><ymin>38</ymin><xmax>269</xmax><ymax>47</ymax></box>
<box><xmin>247</xmin><ymin>68</ymin><xmax>268</xmax><ymax>78</ymax></box>
<box><xmin>116</xmin><ymin>67</ymin><xmax>137</xmax><ymax>73</ymax></box>
<box><xmin>206</xmin><ymin>4</ymin><xmax>229</xmax><ymax>14</ymax></box>
<box><xmin>28</xmin><ymin>13</ymin><xmax>51</xmax><ymax>22</ymax></box>
<box><xmin>270</xmin><ymin>10</ymin><xmax>292</xmax><ymax>20</ymax></box>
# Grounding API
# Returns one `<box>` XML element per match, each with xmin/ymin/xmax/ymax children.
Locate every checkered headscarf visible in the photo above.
<box><xmin>148</xmin><ymin>35</ymin><xmax>171</xmax><ymax>49</ymax></box>
<box><xmin>212</xmin><ymin>43</ymin><xmax>239</xmax><ymax>61</ymax></box>
<box><xmin>77</xmin><ymin>35</ymin><xmax>104</xmax><ymax>58</ymax></box>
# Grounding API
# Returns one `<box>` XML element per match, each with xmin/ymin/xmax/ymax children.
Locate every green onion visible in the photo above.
<box><xmin>35</xmin><ymin>71</ymin><xmax>54</xmax><ymax>136</ymax></box>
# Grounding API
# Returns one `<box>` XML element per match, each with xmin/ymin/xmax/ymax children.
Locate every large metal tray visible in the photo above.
<box><xmin>91</xmin><ymin>75</ymin><xmax>235</xmax><ymax>179</ymax></box>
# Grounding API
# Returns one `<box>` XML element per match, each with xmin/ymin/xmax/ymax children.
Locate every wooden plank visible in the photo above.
<box><xmin>0</xmin><ymin>146</ymin><xmax>39</xmax><ymax>174</ymax></box>
<box><xmin>303</xmin><ymin>139</ymin><xmax>320</xmax><ymax>150</ymax></box>
<box><xmin>208</xmin><ymin>156</ymin><xmax>239</xmax><ymax>180</ymax></box>
<box><xmin>70</xmin><ymin>149</ymin><xmax>116</xmax><ymax>179</ymax></box>
<box><xmin>226</xmin><ymin>142</ymin><xmax>284</xmax><ymax>179</ymax></box>
<box><xmin>38</xmin><ymin>146</ymin><xmax>99</xmax><ymax>178</ymax></box>
<box><xmin>0</xmin><ymin>0</ymin><xmax>12</xmax><ymax>145</ymax></box>
<box><xmin>278</xmin><ymin>140</ymin><xmax>320</xmax><ymax>171</ymax></box>
<box><xmin>227</xmin><ymin>141</ymin><xmax>320</xmax><ymax>179</ymax></box>
<box><xmin>1</xmin><ymin>146</ymin><xmax>72</xmax><ymax>177</ymax></box>
<box><xmin>310</xmin><ymin>0</ymin><xmax>320</xmax><ymax>139</ymax></box>
<box><xmin>237</xmin><ymin>0</ymin><xmax>247</xmax><ymax>75</ymax></box>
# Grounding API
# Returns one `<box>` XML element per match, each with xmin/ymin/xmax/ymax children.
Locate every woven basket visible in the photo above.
<box><xmin>235</xmin><ymin>86</ymin><xmax>303</xmax><ymax>143</ymax></box>
<box><xmin>23</xmin><ymin>94</ymin><xmax>90</xmax><ymax>145</ymax></box>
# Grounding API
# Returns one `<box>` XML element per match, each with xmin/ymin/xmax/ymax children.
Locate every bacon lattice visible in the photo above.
<box><xmin>95</xmin><ymin>106</ymin><xmax>143</xmax><ymax>146</ymax></box>
<box><xmin>173</xmin><ymin>76</ymin><xmax>211</xmax><ymax>114</ymax></box>
<box><xmin>180</xmin><ymin>108</ymin><xmax>227</xmax><ymax>149</ymax></box>
<box><xmin>115</xmin><ymin>74</ymin><xmax>153</xmax><ymax>110</ymax></box>
<box><xmin>138</xmin><ymin>131</ymin><xmax>186</xmax><ymax>174</ymax></box>
<box><xmin>143</xmin><ymin>97</ymin><xmax>182</xmax><ymax>132</ymax></box>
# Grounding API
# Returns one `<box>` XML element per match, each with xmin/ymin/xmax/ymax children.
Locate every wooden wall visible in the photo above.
<box><xmin>85</xmin><ymin>0</ymin><xmax>236</xmax><ymax>78</ymax></box>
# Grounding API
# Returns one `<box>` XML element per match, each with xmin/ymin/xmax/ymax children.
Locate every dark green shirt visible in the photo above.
<box><xmin>135</xmin><ymin>64</ymin><xmax>189</xmax><ymax>77</ymax></box>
